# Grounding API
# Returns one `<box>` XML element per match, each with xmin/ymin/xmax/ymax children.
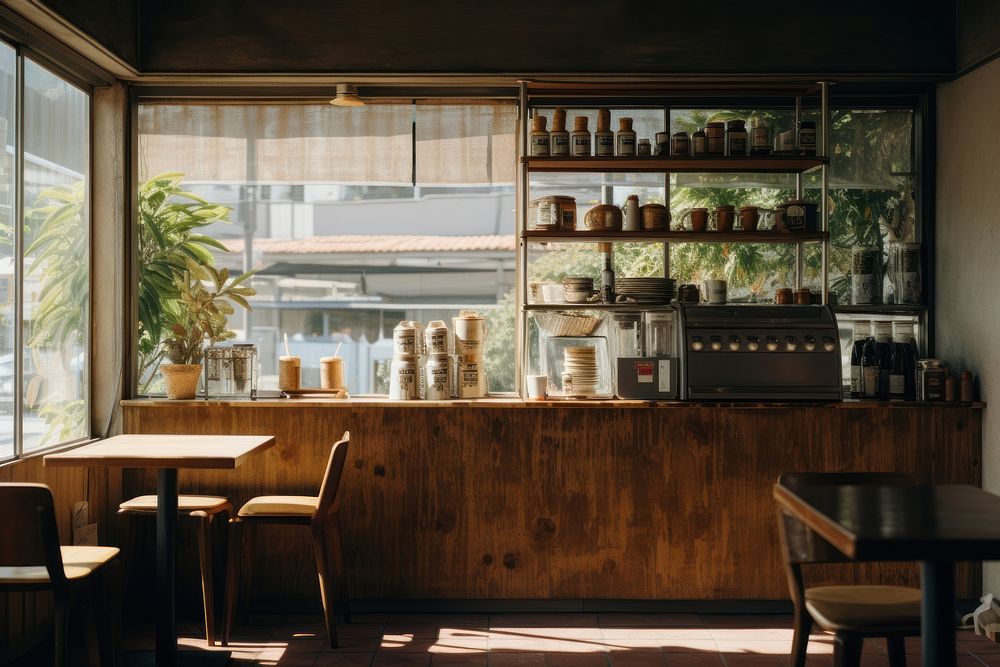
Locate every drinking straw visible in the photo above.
<box><xmin>283</xmin><ymin>333</ymin><xmax>290</xmax><ymax>357</ymax></box>
<box><xmin>334</xmin><ymin>341</ymin><xmax>342</xmax><ymax>358</ymax></box>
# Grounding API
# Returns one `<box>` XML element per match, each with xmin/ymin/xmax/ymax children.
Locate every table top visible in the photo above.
<box><xmin>43</xmin><ymin>434</ymin><xmax>276</xmax><ymax>469</ymax></box>
<box><xmin>773</xmin><ymin>479</ymin><xmax>1000</xmax><ymax>561</ymax></box>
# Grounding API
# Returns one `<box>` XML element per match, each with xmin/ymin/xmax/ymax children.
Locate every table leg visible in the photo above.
<box><xmin>920</xmin><ymin>560</ymin><xmax>956</xmax><ymax>667</ymax></box>
<box><xmin>156</xmin><ymin>468</ymin><xmax>178</xmax><ymax>667</ymax></box>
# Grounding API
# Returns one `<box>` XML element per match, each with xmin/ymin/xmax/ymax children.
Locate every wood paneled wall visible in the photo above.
<box><xmin>0</xmin><ymin>454</ymin><xmax>116</xmax><ymax>660</ymax></box>
<box><xmin>123</xmin><ymin>401</ymin><xmax>982</xmax><ymax>607</ymax></box>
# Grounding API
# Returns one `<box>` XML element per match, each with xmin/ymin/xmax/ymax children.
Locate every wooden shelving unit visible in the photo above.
<box><xmin>523</xmin><ymin>156</ymin><xmax>828</xmax><ymax>174</ymax></box>
<box><xmin>523</xmin><ymin>230</ymin><xmax>827</xmax><ymax>244</ymax></box>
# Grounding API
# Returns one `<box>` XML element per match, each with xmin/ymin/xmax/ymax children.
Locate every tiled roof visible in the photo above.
<box><xmin>224</xmin><ymin>235</ymin><xmax>514</xmax><ymax>255</ymax></box>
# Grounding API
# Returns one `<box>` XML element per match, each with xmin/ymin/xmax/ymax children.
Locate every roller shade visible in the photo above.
<box><xmin>415</xmin><ymin>102</ymin><xmax>516</xmax><ymax>185</ymax></box>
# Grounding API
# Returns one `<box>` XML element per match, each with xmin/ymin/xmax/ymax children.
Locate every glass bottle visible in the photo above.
<box><xmin>849</xmin><ymin>319</ymin><xmax>871</xmax><ymax>399</ymax></box>
<box><xmin>601</xmin><ymin>245</ymin><xmax>615</xmax><ymax>304</ymax></box>
<box><xmin>594</xmin><ymin>108</ymin><xmax>614</xmax><ymax>156</ymax></box>
<box><xmin>890</xmin><ymin>321</ymin><xmax>918</xmax><ymax>401</ymax></box>
<box><xmin>860</xmin><ymin>321</ymin><xmax>881</xmax><ymax>399</ymax></box>
<box><xmin>874</xmin><ymin>321</ymin><xmax>894</xmax><ymax>400</ymax></box>
<box><xmin>750</xmin><ymin>116</ymin><xmax>771</xmax><ymax>156</ymax></box>
<box><xmin>529</xmin><ymin>115</ymin><xmax>550</xmax><ymax>157</ymax></box>
<box><xmin>550</xmin><ymin>108</ymin><xmax>569</xmax><ymax>157</ymax></box>
<box><xmin>616</xmin><ymin>117</ymin><xmax>637</xmax><ymax>156</ymax></box>
<box><xmin>570</xmin><ymin>116</ymin><xmax>591</xmax><ymax>156</ymax></box>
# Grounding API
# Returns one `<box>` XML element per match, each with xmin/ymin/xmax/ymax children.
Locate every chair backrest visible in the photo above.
<box><xmin>313</xmin><ymin>431</ymin><xmax>350</xmax><ymax>524</ymax></box>
<box><xmin>775</xmin><ymin>472</ymin><xmax>915</xmax><ymax>608</ymax></box>
<box><xmin>0</xmin><ymin>483</ymin><xmax>67</xmax><ymax>588</ymax></box>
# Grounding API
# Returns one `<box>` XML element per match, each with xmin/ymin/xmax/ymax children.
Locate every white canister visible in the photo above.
<box><xmin>623</xmin><ymin>194</ymin><xmax>640</xmax><ymax>232</ymax></box>
<box><xmin>453</xmin><ymin>310</ymin><xmax>487</xmax><ymax>356</ymax></box>
<box><xmin>393</xmin><ymin>320</ymin><xmax>419</xmax><ymax>355</ymax></box>
<box><xmin>389</xmin><ymin>354</ymin><xmax>419</xmax><ymax>399</ymax></box>
<box><xmin>424</xmin><ymin>320</ymin><xmax>450</xmax><ymax>355</ymax></box>
<box><xmin>425</xmin><ymin>354</ymin><xmax>452</xmax><ymax>400</ymax></box>
<box><xmin>457</xmin><ymin>355</ymin><xmax>488</xmax><ymax>398</ymax></box>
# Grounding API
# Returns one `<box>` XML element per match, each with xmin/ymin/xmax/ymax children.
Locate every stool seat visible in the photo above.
<box><xmin>805</xmin><ymin>585</ymin><xmax>922</xmax><ymax>632</ymax></box>
<box><xmin>120</xmin><ymin>494</ymin><xmax>231</xmax><ymax>514</ymax></box>
<box><xmin>0</xmin><ymin>545</ymin><xmax>120</xmax><ymax>584</ymax></box>
<box><xmin>238</xmin><ymin>495</ymin><xmax>318</xmax><ymax>517</ymax></box>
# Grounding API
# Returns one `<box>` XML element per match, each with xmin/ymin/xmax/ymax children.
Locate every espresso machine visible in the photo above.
<box><xmin>611</xmin><ymin>309</ymin><xmax>679</xmax><ymax>399</ymax></box>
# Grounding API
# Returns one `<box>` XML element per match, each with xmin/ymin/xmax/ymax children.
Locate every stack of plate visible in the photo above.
<box><xmin>616</xmin><ymin>277</ymin><xmax>677</xmax><ymax>304</ymax></box>
<box><xmin>564</xmin><ymin>346</ymin><xmax>599</xmax><ymax>395</ymax></box>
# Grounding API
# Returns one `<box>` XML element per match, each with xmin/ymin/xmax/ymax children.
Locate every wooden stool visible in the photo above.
<box><xmin>118</xmin><ymin>494</ymin><xmax>232</xmax><ymax>645</ymax></box>
<box><xmin>223</xmin><ymin>432</ymin><xmax>351</xmax><ymax>647</ymax></box>
<box><xmin>1</xmin><ymin>483</ymin><xmax>122</xmax><ymax>667</ymax></box>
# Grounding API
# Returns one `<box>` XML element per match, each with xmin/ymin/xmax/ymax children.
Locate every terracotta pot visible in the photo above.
<box><xmin>161</xmin><ymin>363</ymin><xmax>202</xmax><ymax>399</ymax></box>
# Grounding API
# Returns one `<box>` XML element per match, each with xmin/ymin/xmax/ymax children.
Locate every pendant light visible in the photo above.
<box><xmin>330</xmin><ymin>84</ymin><xmax>364</xmax><ymax>107</ymax></box>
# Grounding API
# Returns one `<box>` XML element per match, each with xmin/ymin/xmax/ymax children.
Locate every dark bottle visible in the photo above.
<box><xmin>601</xmin><ymin>246</ymin><xmax>615</xmax><ymax>304</ymax></box>
<box><xmin>874</xmin><ymin>321</ymin><xmax>894</xmax><ymax>400</ymax></box>
<box><xmin>849</xmin><ymin>320</ymin><xmax>871</xmax><ymax>398</ymax></box>
<box><xmin>889</xmin><ymin>321</ymin><xmax>918</xmax><ymax>400</ymax></box>
<box><xmin>860</xmin><ymin>333</ymin><xmax>881</xmax><ymax>399</ymax></box>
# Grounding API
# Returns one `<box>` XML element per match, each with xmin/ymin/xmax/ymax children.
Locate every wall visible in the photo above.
<box><xmin>138</xmin><ymin>0</ymin><xmax>955</xmax><ymax>76</ymax></box>
<box><xmin>936</xmin><ymin>55</ymin><xmax>1000</xmax><ymax>594</ymax></box>
<box><xmin>957</xmin><ymin>0</ymin><xmax>1000</xmax><ymax>74</ymax></box>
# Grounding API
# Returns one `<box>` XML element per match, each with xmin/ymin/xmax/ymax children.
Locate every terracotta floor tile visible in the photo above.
<box><xmin>607</xmin><ymin>652</ymin><xmax>666</xmax><ymax>666</ymax></box>
<box><xmin>378</xmin><ymin>636</ymin><xmax>489</xmax><ymax>653</ymax></box>
<box><xmin>599</xmin><ymin>614</ymin><xmax>704</xmax><ymax>629</ymax></box>
<box><xmin>370</xmin><ymin>653</ymin><xmax>433</xmax><ymax>666</ymax></box>
<box><xmin>386</xmin><ymin>625</ymin><xmax>491</xmax><ymax>638</ymax></box>
<box><xmin>657</xmin><ymin>640</ymin><xmax>721</xmax><ymax>654</ymax></box>
<box><xmin>488</xmin><ymin>638</ymin><xmax>608</xmax><ymax>653</ymax></box>
<box><xmin>712</xmin><ymin>640</ymin><xmax>792</xmax><ymax>655</ymax></box>
<box><xmin>963</xmin><ymin>636</ymin><xmax>1000</xmax><ymax>654</ymax></box>
<box><xmin>322</xmin><ymin>636</ymin><xmax>383</xmax><ymax>653</ymax></box>
<box><xmin>546</xmin><ymin>653</ymin><xmax>611</xmax><ymax>666</ymax></box>
<box><xmin>707</xmin><ymin>628</ymin><xmax>794</xmax><ymax>642</ymax></box>
<box><xmin>486</xmin><ymin>653</ymin><xmax>547</xmax><ymax>666</ymax></box>
<box><xmin>430</xmin><ymin>654</ymin><xmax>490</xmax><ymax>666</ymax></box>
<box><xmin>313</xmin><ymin>653</ymin><xmax>377</xmax><ymax>666</ymax></box>
<box><xmin>715</xmin><ymin>654</ymin><xmax>785</xmax><ymax>666</ymax></box>
<box><xmin>603</xmin><ymin>638</ymin><xmax>663</xmax><ymax>652</ymax></box>
<box><xmin>660</xmin><ymin>654</ymin><xmax>725</xmax><ymax>666</ymax></box>
<box><xmin>488</xmin><ymin>627</ymin><xmax>605</xmax><ymax>640</ymax></box>
<box><xmin>490</xmin><ymin>614</ymin><xmax>600</xmax><ymax>628</ymax></box>
<box><xmin>701</xmin><ymin>616</ymin><xmax>793</xmax><ymax>629</ymax></box>
<box><xmin>601</xmin><ymin>629</ymin><xmax>713</xmax><ymax>641</ymax></box>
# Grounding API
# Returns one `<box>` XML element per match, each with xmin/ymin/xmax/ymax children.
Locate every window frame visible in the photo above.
<box><xmin>0</xmin><ymin>37</ymin><xmax>94</xmax><ymax>463</ymax></box>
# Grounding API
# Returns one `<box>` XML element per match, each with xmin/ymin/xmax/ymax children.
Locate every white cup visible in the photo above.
<box><xmin>526</xmin><ymin>375</ymin><xmax>548</xmax><ymax>400</ymax></box>
<box><xmin>704</xmin><ymin>279</ymin><xmax>727</xmax><ymax>304</ymax></box>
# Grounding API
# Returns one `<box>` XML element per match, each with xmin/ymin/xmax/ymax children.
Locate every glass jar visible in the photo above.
<box><xmin>798</xmin><ymin>121</ymin><xmax>817</xmax><ymax>155</ymax></box>
<box><xmin>230</xmin><ymin>344</ymin><xmax>258</xmax><ymax>397</ymax></box>
<box><xmin>851</xmin><ymin>246</ymin><xmax>882</xmax><ymax>305</ymax></box>
<box><xmin>613</xmin><ymin>313</ymin><xmax>642</xmax><ymax>358</ymax></box>
<box><xmin>885</xmin><ymin>241</ymin><xmax>921</xmax><ymax>304</ymax></box>
<box><xmin>670</xmin><ymin>132</ymin><xmax>689</xmax><ymax>157</ymax></box>
<box><xmin>645</xmin><ymin>311</ymin><xmax>675</xmax><ymax>357</ymax></box>
<box><xmin>725</xmin><ymin>119</ymin><xmax>748</xmax><ymax>157</ymax></box>
<box><xmin>705</xmin><ymin>122</ymin><xmax>725</xmax><ymax>157</ymax></box>
<box><xmin>691</xmin><ymin>128</ymin><xmax>707</xmax><ymax>156</ymax></box>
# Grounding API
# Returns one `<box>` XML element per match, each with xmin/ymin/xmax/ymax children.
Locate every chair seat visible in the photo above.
<box><xmin>805</xmin><ymin>585</ymin><xmax>922</xmax><ymax>632</ymax></box>
<box><xmin>0</xmin><ymin>546</ymin><xmax>120</xmax><ymax>584</ymax></box>
<box><xmin>238</xmin><ymin>495</ymin><xmax>318</xmax><ymax>517</ymax></box>
<box><xmin>119</xmin><ymin>494</ymin><xmax>231</xmax><ymax>514</ymax></box>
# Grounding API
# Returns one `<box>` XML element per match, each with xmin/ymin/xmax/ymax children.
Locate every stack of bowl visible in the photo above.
<box><xmin>562</xmin><ymin>277</ymin><xmax>595</xmax><ymax>303</ymax></box>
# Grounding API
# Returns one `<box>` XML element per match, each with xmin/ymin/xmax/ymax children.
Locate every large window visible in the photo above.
<box><xmin>136</xmin><ymin>101</ymin><xmax>516</xmax><ymax>395</ymax></box>
<box><xmin>0</xmin><ymin>46</ymin><xmax>91</xmax><ymax>460</ymax></box>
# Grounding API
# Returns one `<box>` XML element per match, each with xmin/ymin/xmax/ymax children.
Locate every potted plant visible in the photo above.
<box><xmin>160</xmin><ymin>261</ymin><xmax>256</xmax><ymax>399</ymax></box>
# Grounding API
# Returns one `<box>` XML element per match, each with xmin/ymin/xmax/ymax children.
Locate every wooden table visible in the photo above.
<box><xmin>45</xmin><ymin>434</ymin><xmax>276</xmax><ymax>667</ymax></box>
<box><xmin>774</xmin><ymin>479</ymin><xmax>1000</xmax><ymax>667</ymax></box>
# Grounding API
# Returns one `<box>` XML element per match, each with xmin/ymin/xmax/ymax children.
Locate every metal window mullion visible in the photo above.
<box><xmin>515</xmin><ymin>81</ymin><xmax>528</xmax><ymax>398</ymax></box>
<box><xmin>13</xmin><ymin>48</ymin><xmax>23</xmax><ymax>457</ymax></box>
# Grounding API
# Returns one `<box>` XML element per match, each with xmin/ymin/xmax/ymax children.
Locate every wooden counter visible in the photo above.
<box><xmin>122</xmin><ymin>399</ymin><xmax>982</xmax><ymax>607</ymax></box>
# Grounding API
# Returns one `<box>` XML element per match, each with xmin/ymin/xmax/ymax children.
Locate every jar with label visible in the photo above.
<box><xmin>889</xmin><ymin>321</ymin><xmax>917</xmax><ymax>400</ymax></box>
<box><xmin>529</xmin><ymin>115</ymin><xmax>550</xmax><ymax>157</ymax></box>
<box><xmin>393</xmin><ymin>320</ymin><xmax>419</xmax><ymax>354</ymax></box>
<box><xmin>885</xmin><ymin>241</ymin><xmax>921</xmax><ymax>304</ymax></box>
<box><xmin>616</xmin><ymin>117</ymin><xmax>637</xmax><ymax>156</ymax></box>
<box><xmin>424</xmin><ymin>320</ymin><xmax>450</xmax><ymax>354</ymax></box>
<box><xmin>570</xmin><ymin>116</ymin><xmax>591</xmax><ymax>156</ymax></box>
<box><xmin>529</xmin><ymin>195</ymin><xmax>577</xmax><ymax>231</ymax></box>
<box><xmin>750</xmin><ymin>117</ymin><xmax>770</xmax><ymax>156</ymax></box>
<box><xmin>205</xmin><ymin>347</ymin><xmax>233</xmax><ymax>397</ymax></box>
<box><xmin>691</xmin><ymin>128</ymin><xmax>707</xmax><ymax>156</ymax></box>
<box><xmin>550</xmin><ymin>108</ymin><xmax>569</xmax><ymax>157</ymax></box>
<box><xmin>917</xmin><ymin>359</ymin><xmax>947</xmax><ymax>401</ymax></box>
<box><xmin>637</xmin><ymin>139</ymin><xmax>652</xmax><ymax>156</ymax></box>
<box><xmin>705</xmin><ymin>122</ymin><xmax>725</xmax><ymax>157</ymax></box>
<box><xmin>798</xmin><ymin>121</ymin><xmax>817</xmax><ymax>155</ymax></box>
<box><xmin>231</xmin><ymin>343</ymin><xmax>257</xmax><ymax>397</ymax></box>
<box><xmin>775</xmin><ymin>128</ymin><xmax>797</xmax><ymax>154</ymax></box>
<box><xmin>425</xmin><ymin>353</ymin><xmax>452</xmax><ymax>400</ymax></box>
<box><xmin>851</xmin><ymin>246</ymin><xmax>882</xmax><ymax>305</ymax></box>
<box><xmin>389</xmin><ymin>354</ymin><xmax>419</xmax><ymax>399</ymax></box>
<box><xmin>595</xmin><ymin>108</ymin><xmax>614</xmax><ymax>156</ymax></box>
<box><xmin>725</xmin><ymin>120</ymin><xmax>748</xmax><ymax>157</ymax></box>
<box><xmin>457</xmin><ymin>355</ymin><xmax>487</xmax><ymax>398</ymax></box>
<box><xmin>670</xmin><ymin>131</ymin><xmax>689</xmax><ymax>157</ymax></box>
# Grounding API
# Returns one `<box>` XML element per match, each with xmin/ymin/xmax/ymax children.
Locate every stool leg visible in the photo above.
<box><xmin>311</xmin><ymin>523</ymin><xmax>338</xmax><ymax>648</ymax></box>
<box><xmin>239</xmin><ymin>521</ymin><xmax>256</xmax><ymax>627</ymax></box>
<box><xmin>194</xmin><ymin>512</ymin><xmax>216</xmax><ymax>646</ymax></box>
<box><xmin>328</xmin><ymin>521</ymin><xmax>351</xmax><ymax>623</ymax></box>
<box><xmin>91</xmin><ymin>559</ymin><xmax>122</xmax><ymax>667</ymax></box>
<box><xmin>790</xmin><ymin>607</ymin><xmax>812</xmax><ymax>667</ymax></box>
<box><xmin>53</xmin><ymin>591</ymin><xmax>69</xmax><ymax>667</ymax></box>
<box><xmin>116</xmin><ymin>511</ymin><xmax>132</xmax><ymax>593</ymax></box>
<box><xmin>887</xmin><ymin>636</ymin><xmax>907</xmax><ymax>667</ymax></box>
<box><xmin>833</xmin><ymin>632</ymin><xmax>862</xmax><ymax>667</ymax></box>
<box><xmin>222</xmin><ymin>519</ymin><xmax>242</xmax><ymax>647</ymax></box>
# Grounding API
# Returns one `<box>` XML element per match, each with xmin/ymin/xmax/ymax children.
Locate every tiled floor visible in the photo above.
<box><xmin>121</xmin><ymin>612</ymin><xmax>1000</xmax><ymax>666</ymax></box>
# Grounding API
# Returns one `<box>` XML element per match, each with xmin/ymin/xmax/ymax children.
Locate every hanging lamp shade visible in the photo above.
<box><xmin>330</xmin><ymin>84</ymin><xmax>364</xmax><ymax>107</ymax></box>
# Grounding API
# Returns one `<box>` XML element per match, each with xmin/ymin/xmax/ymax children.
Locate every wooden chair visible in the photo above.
<box><xmin>118</xmin><ymin>493</ymin><xmax>233</xmax><ymax>645</ymax></box>
<box><xmin>223</xmin><ymin>432</ymin><xmax>351</xmax><ymax>647</ymax></box>
<box><xmin>0</xmin><ymin>483</ymin><xmax>122</xmax><ymax>667</ymax></box>
<box><xmin>777</xmin><ymin>472</ymin><xmax>920</xmax><ymax>667</ymax></box>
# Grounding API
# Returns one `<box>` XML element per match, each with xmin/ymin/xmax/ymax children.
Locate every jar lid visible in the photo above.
<box><xmin>672</xmin><ymin>131</ymin><xmax>688</xmax><ymax>138</ymax></box>
<box><xmin>638</xmin><ymin>139</ymin><xmax>651</xmax><ymax>145</ymax></box>
<box><xmin>706</xmin><ymin>121</ymin><xmax>725</xmax><ymax>128</ymax></box>
<box><xmin>320</xmin><ymin>356</ymin><xmax>342</xmax><ymax>362</ymax></box>
<box><xmin>726</xmin><ymin>120</ymin><xmax>746</xmax><ymax>129</ymax></box>
<box><xmin>618</xmin><ymin>117</ymin><xmax>634</xmax><ymax>130</ymax></box>
<box><xmin>776</xmin><ymin>287</ymin><xmax>792</xmax><ymax>294</ymax></box>
<box><xmin>918</xmin><ymin>358</ymin><xmax>945</xmax><ymax>368</ymax></box>
<box><xmin>573</xmin><ymin>116</ymin><xmax>588</xmax><ymax>131</ymax></box>
<box><xmin>530</xmin><ymin>115</ymin><xmax>547</xmax><ymax>131</ymax></box>
<box><xmin>692</xmin><ymin>128</ymin><xmax>706</xmax><ymax>135</ymax></box>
